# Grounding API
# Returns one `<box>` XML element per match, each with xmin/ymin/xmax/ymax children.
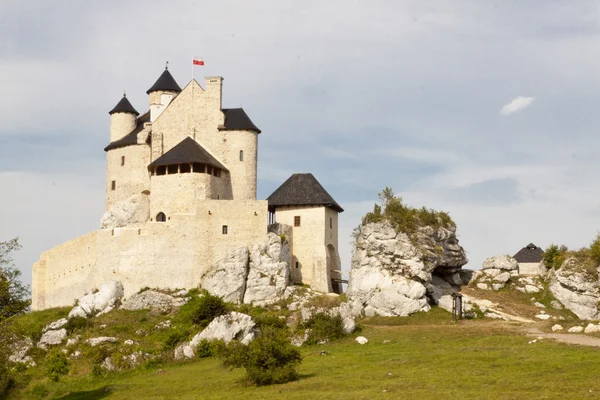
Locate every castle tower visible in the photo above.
<box><xmin>108</xmin><ymin>94</ymin><xmax>138</xmax><ymax>142</ymax></box>
<box><xmin>267</xmin><ymin>173</ymin><xmax>344</xmax><ymax>293</ymax></box>
<box><xmin>147</xmin><ymin>66</ymin><xmax>182</xmax><ymax>122</ymax></box>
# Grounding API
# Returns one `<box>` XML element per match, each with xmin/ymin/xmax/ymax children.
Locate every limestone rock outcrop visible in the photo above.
<box><xmin>38</xmin><ymin>328</ymin><xmax>67</xmax><ymax>347</ymax></box>
<box><xmin>121</xmin><ymin>290</ymin><xmax>187</xmax><ymax>312</ymax></box>
<box><xmin>243</xmin><ymin>233</ymin><xmax>290</xmax><ymax>305</ymax></box>
<box><xmin>473</xmin><ymin>255</ymin><xmax>518</xmax><ymax>290</ymax></box>
<box><xmin>175</xmin><ymin>312</ymin><xmax>257</xmax><ymax>359</ymax></box>
<box><xmin>549</xmin><ymin>258</ymin><xmax>600</xmax><ymax>320</ymax></box>
<box><xmin>201</xmin><ymin>246</ymin><xmax>249</xmax><ymax>303</ymax></box>
<box><xmin>69</xmin><ymin>281</ymin><xmax>124</xmax><ymax>318</ymax></box>
<box><xmin>347</xmin><ymin>221</ymin><xmax>468</xmax><ymax>317</ymax></box>
<box><xmin>100</xmin><ymin>193</ymin><xmax>149</xmax><ymax>229</ymax></box>
<box><xmin>9</xmin><ymin>337</ymin><xmax>36</xmax><ymax>367</ymax></box>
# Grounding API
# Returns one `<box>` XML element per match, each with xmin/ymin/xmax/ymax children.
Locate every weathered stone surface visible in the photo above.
<box><xmin>101</xmin><ymin>356</ymin><xmax>117</xmax><ymax>371</ymax></box>
<box><xmin>550</xmin><ymin>300</ymin><xmax>563</xmax><ymax>310</ymax></box>
<box><xmin>568</xmin><ymin>326</ymin><xmax>584</xmax><ymax>333</ymax></box>
<box><xmin>482</xmin><ymin>255</ymin><xmax>518</xmax><ymax>272</ymax></box>
<box><xmin>535</xmin><ymin>313</ymin><xmax>551</xmax><ymax>320</ymax></box>
<box><xmin>86</xmin><ymin>337</ymin><xmax>118</xmax><ymax>346</ymax></box>
<box><xmin>176</xmin><ymin>312</ymin><xmax>257</xmax><ymax>359</ymax></box>
<box><xmin>201</xmin><ymin>246</ymin><xmax>249</xmax><ymax>304</ymax></box>
<box><xmin>44</xmin><ymin>318</ymin><xmax>68</xmax><ymax>332</ymax></box>
<box><xmin>100</xmin><ymin>193</ymin><xmax>149</xmax><ymax>229</ymax></box>
<box><xmin>121</xmin><ymin>290</ymin><xmax>185</xmax><ymax>312</ymax></box>
<box><xmin>551</xmin><ymin>324</ymin><xmax>563</xmax><ymax>332</ymax></box>
<box><xmin>355</xmin><ymin>336</ymin><xmax>368</xmax><ymax>345</ymax></box>
<box><xmin>494</xmin><ymin>272</ymin><xmax>511</xmax><ymax>283</ymax></box>
<box><xmin>347</xmin><ymin>222</ymin><xmax>467</xmax><ymax>317</ymax></box>
<box><xmin>39</xmin><ymin>329</ymin><xmax>67</xmax><ymax>346</ymax></box>
<box><xmin>243</xmin><ymin>233</ymin><xmax>290</xmax><ymax>305</ymax></box>
<box><xmin>585</xmin><ymin>323</ymin><xmax>600</xmax><ymax>333</ymax></box>
<box><xmin>69</xmin><ymin>281</ymin><xmax>124</xmax><ymax>319</ymax></box>
<box><xmin>549</xmin><ymin>259</ymin><xmax>600</xmax><ymax>320</ymax></box>
<box><xmin>9</xmin><ymin>337</ymin><xmax>36</xmax><ymax>367</ymax></box>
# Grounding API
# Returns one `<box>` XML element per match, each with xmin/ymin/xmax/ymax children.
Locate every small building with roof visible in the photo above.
<box><xmin>31</xmin><ymin>65</ymin><xmax>343</xmax><ymax>309</ymax></box>
<box><xmin>513</xmin><ymin>243</ymin><xmax>545</xmax><ymax>275</ymax></box>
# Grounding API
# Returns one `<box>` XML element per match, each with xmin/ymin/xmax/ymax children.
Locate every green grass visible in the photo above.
<box><xmin>9</xmin><ymin>317</ymin><xmax>600</xmax><ymax>400</ymax></box>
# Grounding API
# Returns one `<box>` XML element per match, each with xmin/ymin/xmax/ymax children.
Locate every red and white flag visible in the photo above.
<box><xmin>193</xmin><ymin>58</ymin><xmax>204</xmax><ymax>66</ymax></box>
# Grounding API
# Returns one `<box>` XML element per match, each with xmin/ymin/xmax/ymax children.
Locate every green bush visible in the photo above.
<box><xmin>177</xmin><ymin>290</ymin><xmax>228</xmax><ymax>327</ymax></box>
<box><xmin>590</xmin><ymin>233</ymin><xmax>600</xmax><ymax>267</ymax></box>
<box><xmin>196</xmin><ymin>339</ymin><xmax>221</xmax><ymax>358</ymax></box>
<box><xmin>253</xmin><ymin>313</ymin><xmax>287</xmax><ymax>330</ymax></box>
<box><xmin>543</xmin><ymin>244</ymin><xmax>568</xmax><ymax>270</ymax></box>
<box><xmin>65</xmin><ymin>316</ymin><xmax>92</xmax><ymax>334</ymax></box>
<box><xmin>162</xmin><ymin>328</ymin><xmax>191</xmax><ymax>351</ymax></box>
<box><xmin>0</xmin><ymin>323</ymin><xmax>15</xmax><ymax>397</ymax></box>
<box><xmin>219</xmin><ymin>326</ymin><xmax>301</xmax><ymax>386</ymax></box>
<box><xmin>302</xmin><ymin>312</ymin><xmax>345</xmax><ymax>345</ymax></box>
<box><xmin>46</xmin><ymin>349</ymin><xmax>69</xmax><ymax>382</ymax></box>
<box><xmin>361</xmin><ymin>187</ymin><xmax>455</xmax><ymax>238</ymax></box>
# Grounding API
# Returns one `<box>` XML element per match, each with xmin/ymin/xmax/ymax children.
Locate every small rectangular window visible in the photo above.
<box><xmin>294</xmin><ymin>216</ymin><xmax>301</xmax><ymax>227</ymax></box>
<box><xmin>222</xmin><ymin>225</ymin><xmax>228</xmax><ymax>234</ymax></box>
<box><xmin>295</xmin><ymin>261</ymin><xmax>299</xmax><ymax>269</ymax></box>
<box><xmin>111</xmin><ymin>181</ymin><xmax>116</xmax><ymax>190</ymax></box>
<box><xmin>121</xmin><ymin>156</ymin><xmax>125</xmax><ymax>166</ymax></box>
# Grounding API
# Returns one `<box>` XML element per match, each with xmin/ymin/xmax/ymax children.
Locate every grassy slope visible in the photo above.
<box><xmin>10</xmin><ymin>309</ymin><xmax>600</xmax><ymax>400</ymax></box>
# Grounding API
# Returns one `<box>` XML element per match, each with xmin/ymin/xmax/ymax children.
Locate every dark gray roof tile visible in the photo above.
<box><xmin>267</xmin><ymin>173</ymin><xmax>343</xmax><ymax>212</ymax></box>
<box><xmin>219</xmin><ymin>108</ymin><xmax>261</xmax><ymax>133</ymax></box>
<box><xmin>108</xmin><ymin>95</ymin><xmax>139</xmax><ymax>115</ymax></box>
<box><xmin>513</xmin><ymin>243</ymin><xmax>544</xmax><ymax>263</ymax></box>
<box><xmin>146</xmin><ymin>68</ymin><xmax>182</xmax><ymax>94</ymax></box>
<box><xmin>148</xmin><ymin>137</ymin><xmax>227</xmax><ymax>170</ymax></box>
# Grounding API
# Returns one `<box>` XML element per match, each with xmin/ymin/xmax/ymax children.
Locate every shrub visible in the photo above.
<box><xmin>219</xmin><ymin>326</ymin><xmax>301</xmax><ymax>386</ymax></box>
<box><xmin>196</xmin><ymin>339</ymin><xmax>220</xmax><ymax>358</ymax></box>
<box><xmin>0</xmin><ymin>238</ymin><xmax>31</xmax><ymax>321</ymax></box>
<box><xmin>65</xmin><ymin>316</ymin><xmax>92</xmax><ymax>333</ymax></box>
<box><xmin>177</xmin><ymin>291</ymin><xmax>228</xmax><ymax>327</ymax></box>
<box><xmin>46</xmin><ymin>349</ymin><xmax>69</xmax><ymax>382</ymax></box>
<box><xmin>162</xmin><ymin>328</ymin><xmax>191</xmax><ymax>351</ymax></box>
<box><xmin>590</xmin><ymin>233</ymin><xmax>600</xmax><ymax>267</ymax></box>
<box><xmin>302</xmin><ymin>312</ymin><xmax>345</xmax><ymax>345</ymax></box>
<box><xmin>361</xmin><ymin>187</ymin><xmax>455</xmax><ymax>238</ymax></box>
<box><xmin>0</xmin><ymin>323</ymin><xmax>15</xmax><ymax>397</ymax></box>
<box><xmin>253</xmin><ymin>313</ymin><xmax>287</xmax><ymax>330</ymax></box>
<box><xmin>543</xmin><ymin>244</ymin><xmax>567</xmax><ymax>270</ymax></box>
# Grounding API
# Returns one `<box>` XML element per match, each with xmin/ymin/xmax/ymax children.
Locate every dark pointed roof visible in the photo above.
<box><xmin>513</xmin><ymin>243</ymin><xmax>544</xmax><ymax>263</ymax></box>
<box><xmin>219</xmin><ymin>108</ymin><xmax>261</xmax><ymax>133</ymax></box>
<box><xmin>104</xmin><ymin>112</ymin><xmax>150</xmax><ymax>151</ymax></box>
<box><xmin>146</xmin><ymin>68</ymin><xmax>182</xmax><ymax>94</ymax></box>
<box><xmin>148</xmin><ymin>137</ymin><xmax>227</xmax><ymax>170</ymax></box>
<box><xmin>109</xmin><ymin>94</ymin><xmax>139</xmax><ymax>115</ymax></box>
<box><xmin>267</xmin><ymin>173</ymin><xmax>344</xmax><ymax>213</ymax></box>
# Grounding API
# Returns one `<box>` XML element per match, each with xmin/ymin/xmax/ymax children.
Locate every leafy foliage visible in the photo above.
<box><xmin>544</xmin><ymin>234</ymin><xmax>600</xmax><ymax>277</ymax></box>
<box><xmin>219</xmin><ymin>326</ymin><xmax>302</xmax><ymax>386</ymax></box>
<box><xmin>162</xmin><ymin>327</ymin><xmax>191</xmax><ymax>351</ymax></box>
<box><xmin>543</xmin><ymin>244</ymin><xmax>568</xmax><ymax>270</ymax></box>
<box><xmin>301</xmin><ymin>312</ymin><xmax>346</xmax><ymax>345</ymax></box>
<box><xmin>360</xmin><ymin>187</ymin><xmax>455</xmax><ymax>236</ymax></box>
<box><xmin>0</xmin><ymin>238</ymin><xmax>31</xmax><ymax>321</ymax></box>
<box><xmin>177</xmin><ymin>290</ymin><xmax>229</xmax><ymax>327</ymax></box>
<box><xmin>46</xmin><ymin>349</ymin><xmax>69</xmax><ymax>382</ymax></box>
<box><xmin>196</xmin><ymin>339</ymin><xmax>220</xmax><ymax>358</ymax></box>
<box><xmin>65</xmin><ymin>316</ymin><xmax>92</xmax><ymax>334</ymax></box>
<box><xmin>0</xmin><ymin>322</ymin><xmax>15</xmax><ymax>396</ymax></box>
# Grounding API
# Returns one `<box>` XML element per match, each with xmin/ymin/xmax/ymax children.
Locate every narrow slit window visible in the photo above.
<box><xmin>295</xmin><ymin>261</ymin><xmax>299</xmax><ymax>269</ymax></box>
<box><xmin>111</xmin><ymin>181</ymin><xmax>116</xmax><ymax>190</ymax></box>
<box><xmin>294</xmin><ymin>216</ymin><xmax>301</xmax><ymax>227</ymax></box>
<box><xmin>222</xmin><ymin>225</ymin><xmax>228</xmax><ymax>234</ymax></box>
<box><xmin>330</xmin><ymin>218</ymin><xmax>332</xmax><ymax>229</ymax></box>
<box><xmin>121</xmin><ymin>156</ymin><xmax>125</xmax><ymax>166</ymax></box>
<box><xmin>239</xmin><ymin>150</ymin><xmax>244</xmax><ymax>161</ymax></box>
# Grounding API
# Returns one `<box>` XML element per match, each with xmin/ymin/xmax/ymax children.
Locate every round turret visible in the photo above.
<box><xmin>146</xmin><ymin>66</ymin><xmax>182</xmax><ymax>106</ymax></box>
<box><xmin>109</xmin><ymin>94</ymin><xmax>138</xmax><ymax>142</ymax></box>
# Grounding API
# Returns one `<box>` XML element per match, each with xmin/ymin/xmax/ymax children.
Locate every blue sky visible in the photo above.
<box><xmin>2</xmin><ymin>0</ymin><xmax>600</xmax><ymax>287</ymax></box>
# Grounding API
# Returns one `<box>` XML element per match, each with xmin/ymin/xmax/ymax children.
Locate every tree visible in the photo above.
<box><xmin>0</xmin><ymin>238</ymin><xmax>30</xmax><ymax>321</ymax></box>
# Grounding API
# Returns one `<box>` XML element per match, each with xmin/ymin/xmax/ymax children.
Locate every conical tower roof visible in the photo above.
<box><xmin>108</xmin><ymin>94</ymin><xmax>139</xmax><ymax>115</ymax></box>
<box><xmin>267</xmin><ymin>173</ymin><xmax>344</xmax><ymax>212</ymax></box>
<box><xmin>146</xmin><ymin>67</ymin><xmax>182</xmax><ymax>94</ymax></box>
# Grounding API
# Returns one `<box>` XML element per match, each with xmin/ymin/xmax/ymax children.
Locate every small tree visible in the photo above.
<box><xmin>0</xmin><ymin>238</ymin><xmax>30</xmax><ymax>321</ymax></box>
<box><xmin>0</xmin><ymin>322</ymin><xmax>14</xmax><ymax>396</ymax></box>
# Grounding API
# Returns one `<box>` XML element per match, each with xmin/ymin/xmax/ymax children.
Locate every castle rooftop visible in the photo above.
<box><xmin>148</xmin><ymin>137</ymin><xmax>227</xmax><ymax>170</ymax></box>
<box><xmin>267</xmin><ymin>173</ymin><xmax>344</xmax><ymax>213</ymax></box>
<box><xmin>513</xmin><ymin>243</ymin><xmax>544</xmax><ymax>263</ymax></box>
<box><xmin>108</xmin><ymin>94</ymin><xmax>139</xmax><ymax>115</ymax></box>
<box><xmin>146</xmin><ymin>68</ymin><xmax>182</xmax><ymax>94</ymax></box>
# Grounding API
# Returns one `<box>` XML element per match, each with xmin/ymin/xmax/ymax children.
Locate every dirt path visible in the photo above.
<box><xmin>526</xmin><ymin>326</ymin><xmax>600</xmax><ymax>348</ymax></box>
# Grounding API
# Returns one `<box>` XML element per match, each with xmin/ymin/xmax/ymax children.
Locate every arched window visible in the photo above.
<box><xmin>239</xmin><ymin>150</ymin><xmax>244</xmax><ymax>161</ymax></box>
<box><xmin>156</xmin><ymin>212</ymin><xmax>166</xmax><ymax>222</ymax></box>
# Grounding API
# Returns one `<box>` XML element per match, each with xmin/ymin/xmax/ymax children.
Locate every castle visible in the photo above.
<box><xmin>31</xmin><ymin>66</ymin><xmax>344</xmax><ymax>310</ymax></box>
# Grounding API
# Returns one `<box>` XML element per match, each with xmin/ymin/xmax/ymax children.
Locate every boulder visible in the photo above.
<box><xmin>355</xmin><ymin>336</ymin><xmax>368</xmax><ymax>345</ymax></box>
<box><xmin>86</xmin><ymin>337</ymin><xmax>118</xmax><ymax>346</ymax></box>
<box><xmin>535</xmin><ymin>313</ymin><xmax>551</xmax><ymax>320</ymax></box>
<box><xmin>482</xmin><ymin>255</ymin><xmax>518</xmax><ymax>272</ymax></box>
<box><xmin>121</xmin><ymin>290</ymin><xmax>185</xmax><ymax>312</ymax></box>
<box><xmin>201</xmin><ymin>246</ymin><xmax>249</xmax><ymax>304</ymax></box>
<box><xmin>176</xmin><ymin>312</ymin><xmax>257</xmax><ymax>359</ymax></box>
<box><xmin>568</xmin><ymin>326</ymin><xmax>584</xmax><ymax>333</ymax></box>
<box><xmin>100</xmin><ymin>193</ymin><xmax>149</xmax><ymax>229</ymax></box>
<box><xmin>584</xmin><ymin>323</ymin><xmax>600</xmax><ymax>333</ymax></box>
<box><xmin>347</xmin><ymin>222</ymin><xmax>467</xmax><ymax>317</ymax></box>
<box><xmin>243</xmin><ymin>233</ymin><xmax>290</xmax><ymax>305</ymax></box>
<box><xmin>69</xmin><ymin>281</ymin><xmax>124</xmax><ymax>319</ymax></box>
<box><xmin>549</xmin><ymin>259</ymin><xmax>600</xmax><ymax>320</ymax></box>
<box><xmin>551</xmin><ymin>324</ymin><xmax>563</xmax><ymax>331</ymax></box>
<box><xmin>44</xmin><ymin>318</ymin><xmax>68</xmax><ymax>332</ymax></box>
<box><xmin>39</xmin><ymin>329</ymin><xmax>67</xmax><ymax>346</ymax></box>
<box><xmin>9</xmin><ymin>337</ymin><xmax>35</xmax><ymax>367</ymax></box>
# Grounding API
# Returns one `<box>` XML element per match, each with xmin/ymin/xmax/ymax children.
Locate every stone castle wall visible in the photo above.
<box><xmin>32</xmin><ymin>200</ymin><xmax>268</xmax><ymax>310</ymax></box>
<box><xmin>106</xmin><ymin>143</ymin><xmax>151</xmax><ymax>210</ymax></box>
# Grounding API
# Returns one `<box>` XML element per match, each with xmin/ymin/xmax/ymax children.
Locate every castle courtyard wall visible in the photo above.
<box><xmin>32</xmin><ymin>200</ymin><xmax>269</xmax><ymax>310</ymax></box>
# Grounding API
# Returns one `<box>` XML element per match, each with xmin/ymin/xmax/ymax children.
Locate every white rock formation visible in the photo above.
<box><xmin>347</xmin><ymin>222</ymin><xmax>467</xmax><ymax>317</ymax></box>
<box><xmin>9</xmin><ymin>337</ymin><xmax>36</xmax><ymax>367</ymax></box>
<box><xmin>201</xmin><ymin>246</ymin><xmax>249</xmax><ymax>304</ymax></box>
<box><xmin>482</xmin><ymin>255</ymin><xmax>519</xmax><ymax>272</ymax></box>
<box><xmin>355</xmin><ymin>336</ymin><xmax>369</xmax><ymax>345</ymax></box>
<box><xmin>38</xmin><ymin>329</ymin><xmax>67</xmax><ymax>346</ymax></box>
<box><xmin>175</xmin><ymin>312</ymin><xmax>257</xmax><ymax>359</ymax></box>
<box><xmin>86</xmin><ymin>337</ymin><xmax>118</xmax><ymax>346</ymax></box>
<box><xmin>535</xmin><ymin>313</ymin><xmax>551</xmax><ymax>320</ymax></box>
<box><xmin>474</xmin><ymin>255</ymin><xmax>519</xmax><ymax>290</ymax></box>
<box><xmin>584</xmin><ymin>323</ymin><xmax>600</xmax><ymax>333</ymax></box>
<box><xmin>551</xmin><ymin>324</ymin><xmax>563</xmax><ymax>331</ymax></box>
<box><xmin>549</xmin><ymin>258</ymin><xmax>600</xmax><ymax>320</ymax></box>
<box><xmin>44</xmin><ymin>318</ymin><xmax>69</xmax><ymax>332</ymax></box>
<box><xmin>568</xmin><ymin>326</ymin><xmax>584</xmax><ymax>333</ymax></box>
<box><xmin>121</xmin><ymin>290</ymin><xmax>186</xmax><ymax>312</ymax></box>
<box><xmin>100</xmin><ymin>193</ymin><xmax>149</xmax><ymax>229</ymax></box>
<box><xmin>69</xmin><ymin>281</ymin><xmax>124</xmax><ymax>319</ymax></box>
<box><xmin>243</xmin><ymin>233</ymin><xmax>290</xmax><ymax>305</ymax></box>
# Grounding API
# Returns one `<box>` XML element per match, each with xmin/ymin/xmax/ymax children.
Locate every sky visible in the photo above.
<box><xmin>2</xmin><ymin>0</ymin><xmax>600</xmax><ymax>288</ymax></box>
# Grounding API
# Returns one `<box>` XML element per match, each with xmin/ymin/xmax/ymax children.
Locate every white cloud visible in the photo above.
<box><xmin>501</xmin><ymin>96</ymin><xmax>535</xmax><ymax>115</ymax></box>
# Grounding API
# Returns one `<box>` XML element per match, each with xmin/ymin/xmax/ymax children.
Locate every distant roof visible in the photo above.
<box><xmin>513</xmin><ymin>243</ymin><xmax>544</xmax><ymax>263</ymax></box>
<box><xmin>267</xmin><ymin>173</ymin><xmax>344</xmax><ymax>213</ymax></box>
<box><xmin>219</xmin><ymin>108</ymin><xmax>261</xmax><ymax>133</ymax></box>
<box><xmin>104</xmin><ymin>112</ymin><xmax>150</xmax><ymax>151</ymax></box>
<box><xmin>146</xmin><ymin>68</ymin><xmax>182</xmax><ymax>94</ymax></box>
<box><xmin>148</xmin><ymin>137</ymin><xmax>227</xmax><ymax>170</ymax></box>
<box><xmin>108</xmin><ymin>95</ymin><xmax>139</xmax><ymax>115</ymax></box>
